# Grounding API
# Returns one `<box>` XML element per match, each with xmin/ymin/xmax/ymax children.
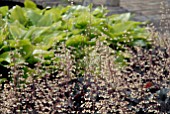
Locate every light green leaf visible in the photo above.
<box><xmin>0</xmin><ymin>35</ymin><xmax>6</xmax><ymax>45</ymax></box>
<box><xmin>0</xmin><ymin>6</ymin><xmax>8</xmax><ymax>17</ymax></box>
<box><xmin>10</xmin><ymin>6</ymin><xmax>27</xmax><ymax>25</ymax></box>
<box><xmin>24</xmin><ymin>0</ymin><xmax>37</xmax><ymax>9</ymax></box>
<box><xmin>0</xmin><ymin>52</ymin><xmax>11</xmax><ymax>63</ymax></box>
<box><xmin>37</xmin><ymin>14</ymin><xmax>53</xmax><ymax>26</ymax></box>
<box><xmin>33</xmin><ymin>49</ymin><xmax>54</xmax><ymax>58</ymax></box>
<box><xmin>115</xmin><ymin>13</ymin><xmax>131</xmax><ymax>22</ymax></box>
<box><xmin>0</xmin><ymin>14</ymin><xmax>5</xmax><ymax>27</ymax></box>
<box><xmin>133</xmin><ymin>40</ymin><xmax>147</xmax><ymax>46</ymax></box>
<box><xmin>108</xmin><ymin>13</ymin><xmax>131</xmax><ymax>23</ymax></box>
<box><xmin>26</xmin><ymin>9</ymin><xmax>41</xmax><ymax>25</ymax></box>
<box><xmin>111</xmin><ymin>21</ymin><xmax>141</xmax><ymax>36</ymax></box>
<box><xmin>44</xmin><ymin>7</ymin><xmax>63</xmax><ymax>22</ymax></box>
<box><xmin>20</xmin><ymin>44</ymin><xmax>34</xmax><ymax>59</ymax></box>
<box><xmin>66</xmin><ymin>35</ymin><xmax>88</xmax><ymax>47</ymax></box>
<box><xmin>18</xmin><ymin>39</ymin><xmax>32</xmax><ymax>46</ymax></box>
<box><xmin>23</xmin><ymin>26</ymin><xmax>48</xmax><ymax>40</ymax></box>
<box><xmin>0</xmin><ymin>78</ymin><xmax>7</xmax><ymax>84</ymax></box>
<box><xmin>18</xmin><ymin>39</ymin><xmax>34</xmax><ymax>59</ymax></box>
<box><xmin>8</xmin><ymin>39</ymin><xmax>34</xmax><ymax>59</ymax></box>
<box><xmin>9</xmin><ymin>21</ymin><xmax>27</xmax><ymax>39</ymax></box>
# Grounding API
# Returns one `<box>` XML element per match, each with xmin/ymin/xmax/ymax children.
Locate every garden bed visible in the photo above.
<box><xmin>0</xmin><ymin>0</ymin><xmax>169</xmax><ymax>113</ymax></box>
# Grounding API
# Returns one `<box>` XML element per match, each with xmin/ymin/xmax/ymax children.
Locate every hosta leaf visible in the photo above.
<box><xmin>18</xmin><ymin>39</ymin><xmax>32</xmax><ymax>46</ymax></box>
<box><xmin>0</xmin><ymin>6</ymin><xmax>8</xmax><ymax>17</ymax></box>
<box><xmin>34</xmin><ymin>35</ymin><xmax>59</xmax><ymax>50</ymax></box>
<box><xmin>24</xmin><ymin>0</ymin><xmax>37</xmax><ymax>9</ymax></box>
<box><xmin>0</xmin><ymin>52</ymin><xmax>11</xmax><ymax>63</ymax></box>
<box><xmin>18</xmin><ymin>39</ymin><xmax>34</xmax><ymax>59</ymax></box>
<box><xmin>114</xmin><ymin>13</ymin><xmax>131</xmax><ymax>22</ymax></box>
<box><xmin>26</xmin><ymin>9</ymin><xmax>41</xmax><ymax>25</ymax></box>
<box><xmin>133</xmin><ymin>40</ymin><xmax>147</xmax><ymax>47</ymax></box>
<box><xmin>10</xmin><ymin>6</ymin><xmax>27</xmax><ymax>25</ymax></box>
<box><xmin>26</xmin><ymin>55</ymin><xmax>40</xmax><ymax>65</ymax></box>
<box><xmin>66</xmin><ymin>35</ymin><xmax>88</xmax><ymax>47</ymax></box>
<box><xmin>9</xmin><ymin>21</ymin><xmax>27</xmax><ymax>39</ymax></box>
<box><xmin>0</xmin><ymin>78</ymin><xmax>7</xmax><ymax>84</ymax></box>
<box><xmin>74</xmin><ymin>13</ymin><xmax>89</xmax><ymax>29</ymax></box>
<box><xmin>44</xmin><ymin>7</ymin><xmax>63</xmax><ymax>22</ymax></box>
<box><xmin>92</xmin><ymin>7</ymin><xmax>108</xmax><ymax>18</ymax></box>
<box><xmin>33</xmin><ymin>49</ymin><xmax>54</xmax><ymax>59</ymax></box>
<box><xmin>23</xmin><ymin>26</ymin><xmax>48</xmax><ymax>40</ymax></box>
<box><xmin>37</xmin><ymin>14</ymin><xmax>53</xmax><ymax>26</ymax></box>
<box><xmin>0</xmin><ymin>35</ymin><xmax>6</xmax><ymax>46</ymax></box>
<box><xmin>111</xmin><ymin>21</ymin><xmax>141</xmax><ymax>36</ymax></box>
<box><xmin>0</xmin><ymin>15</ymin><xmax>4</xmax><ymax>27</ymax></box>
<box><xmin>19</xmin><ymin>44</ymin><xmax>34</xmax><ymax>59</ymax></box>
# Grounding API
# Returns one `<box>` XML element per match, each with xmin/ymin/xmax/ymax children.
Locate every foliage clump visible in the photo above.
<box><xmin>0</xmin><ymin>0</ymin><xmax>150</xmax><ymax>81</ymax></box>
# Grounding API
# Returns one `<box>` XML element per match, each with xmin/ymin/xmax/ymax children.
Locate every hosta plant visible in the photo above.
<box><xmin>0</xmin><ymin>0</ymin><xmax>150</xmax><ymax>85</ymax></box>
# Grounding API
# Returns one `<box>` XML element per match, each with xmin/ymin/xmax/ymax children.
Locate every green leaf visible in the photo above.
<box><xmin>0</xmin><ymin>52</ymin><xmax>11</xmax><ymax>63</ymax></box>
<box><xmin>74</xmin><ymin>14</ymin><xmax>89</xmax><ymax>29</ymax></box>
<box><xmin>23</xmin><ymin>26</ymin><xmax>48</xmax><ymax>40</ymax></box>
<box><xmin>115</xmin><ymin>13</ymin><xmax>131</xmax><ymax>22</ymax></box>
<box><xmin>111</xmin><ymin>21</ymin><xmax>141</xmax><ymax>35</ymax></box>
<box><xmin>9</xmin><ymin>21</ymin><xmax>27</xmax><ymax>39</ymax></box>
<box><xmin>10</xmin><ymin>6</ymin><xmax>27</xmax><ymax>25</ymax></box>
<box><xmin>108</xmin><ymin>13</ymin><xmax>131</xmax><ymax>23</ymax></box>
<box><xmin>7</xmin><ymin>39</ymin><xmax>34</xmax><ymax>59</ymax></box>
<box><xmin>0</xmin><ymin>14</ymin><xmax>4</xmax><ymax>27</ymax></box>
<box><xmin>0</xmin><ymin>35</ymin><xmax>6</xmax><ymax>45</ymax></box>
<box><xmin>26</xmin><ymin>9</ymin><xmax>41</xmax><ymax>25</ymax></box>
<box><xmin>133</xmin><ymin>40</ymin><xmax>147</xmax><ymax>47</ymax></box>
<box><xmin>44</xmin><ymin>7</ymin><xmax>63</xmax><ymax>22</ymax></box>
<box><xmin>37</xmin><ymin>14</ymin><xmax>53</xmax><ymax>26</ymax></box>
<box><xmin>88</xmin><ymin>3</ymin><xmax>93</xmax><ymax>10</ymax></box>
<box><xmin>66</xmin><ymin>35</ymin><xmax>88</xmax><ymax>47</ymax></box>
<box><xmin>26</xmin><ymin>55</ymin><xmax>40</xmax><ymax>64</ymax></box>
<box><xmin>33</xmin><ymin>49</ymin><xmax>54</xmax><ymax>59</ymax></box>
<box><xmin>24</xmin><ymin>0</ymin><xmax>37</xmax><ymax>9</ymax></box>
<box><xmin>0</xmin><ymin>6</ymin><xmax>8</xmax><ymax>17</ymax></box>
<box><xmin>0</xmin><ymin>78</ymin><xmax>7</xmax><ymax>84</ymax></box>
<box><xmin>10</xmin><ymin>51</ymin><xmax>25</xmax><ymax>64</ymax></box>
<box><xmin>18</xmin><ymin>39</ymin><xmax>34</xmax><ymax>59</ymax></box>
<box><xmin>20</xmin><ymin>44</ymin><xmax>34</xmax><ymax>59</ymax></box>
<box><xmin>18</xmin><ymin>39</ymin><xmax>32</xmax><ymax>46</ymax></box>
<box><xmin>92</xmin><ymin>7</ymin><xmax>107</xmax><ymax>18</ymax></box>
